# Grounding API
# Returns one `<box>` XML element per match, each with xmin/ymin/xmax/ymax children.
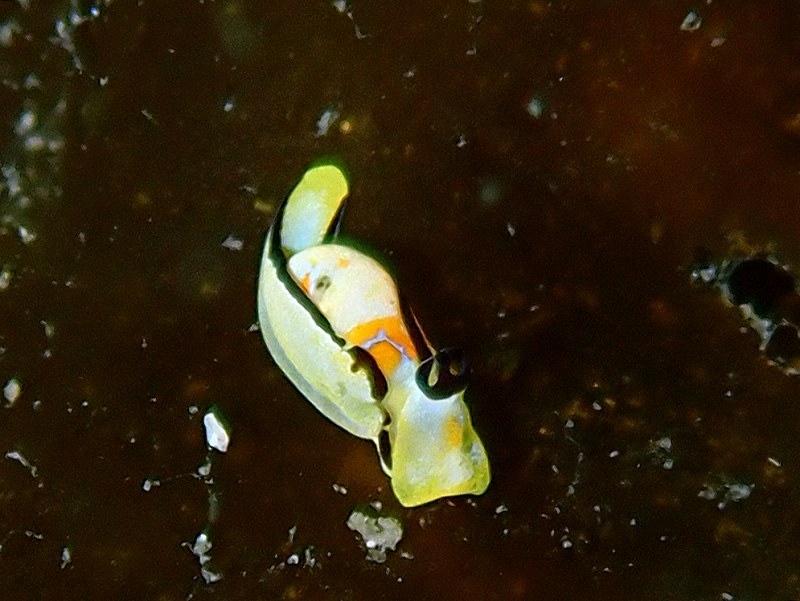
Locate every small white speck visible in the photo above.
<box><xmin>767</xmin><ymin>457</ymin><xmax>782</xmax><ymax>467</ymax></box>
<box><xmin>680</xmin><ymin>10</ymin><xmax>702</xmax><ymax>32</ymax></box>
<box><xmin>221</xmin><ymin>234</ymin><xmax>244</xmax><ymax>251</ymax></box>
<box><xmin>698</xmin><ymin>486</ymin><xmax>716</xmax><ymax>501</ymax></box>
<box><xmin>609</xmin><ymin>450</ymin><xmax>620</xmax><ymax>458</ymax></box>
<box><xmin>494</xmin><ymin>504</ymin><xmax>509</xmax><ymax>514</ymax></box>
<box><xmin>332</xmin><ymin>482</ymin><xmax>348</xmax><ymax>495</ymax></box>
<box><xmin>506</xmin><ymin>222</ymin><xmax>516</xmax><ymax>237</ymax></box>
<box><xmin>4</xmin><ymin>378</ymin><xmax>21</xmax><ymax>405</ymax></box>
<box><xmin>41</xmin><ymin>320</ymin><xmax>55</xmax><ymax>338</ymax></box>
<box><xmin>203</xmin><ymin>407</ymin><xmax>231</xmax><ymax>453</ymax></box>
<box><xmin>0</xmin><ymin>20</ymin><xmax>21</xmax><ymax>48</ymax></box>
<box><xmin>142</xmin><ymin>478</ymin><xmax>160</xmax><ymax>492</ymax></box>
<box><xmin>18</xmin><ymin>225</ymin><xmax>37</xmax><ymax>245</ymax></box>
<box><xmin>0</xmin><ymin>266</ymin><xmax>12</xmax><ymax>290</ymax></box>
<box><xmin>526</xmin><ymin>96</ymin><xmax>543</xmax><ymax>118</ymax></box>
<box><xmin>200</xmin><ymin>565</ymin><xmax>222</xmax><ymax>583</ymax></box>
<box><xmin>197</xmin><ymin>457</ymin><xmax>212</xmax><ymax>477</ymax></box>
<box><xmin>655</xmin><ymin>436</ymin><xmax>672</xmax><ymax>451</ymax></box>
<box><xmin>5</xmin><ymin>450</ymin><xmax>37</xmax><ymax>477</ymax></box>
<box><xmin>725</xmin><ymin>483</ymin><xmax>752</xmax><ymax>503</ymax></box>
<box><xmin>15</xmin><ymin>111</ymin><xmax>36</xmax><ymax>136</ymax></box>
<box><xmin>314</xmin><ymin>107</ymin><xmax>340</xmax><ymax>137</ymax></box>
<box><xmin>60</xmin><ymin>546</ymin><xmax>72</xmax><ymax>568</ymax></box>
<box><xmin>710</xmin><ymin>36</ymin><xmax>726</xmax><ymax>47</ymax></box>
<box><xmin>190</xmin><ymin>532</ymin><xmax>212</xmax><ymax>560</ymax></box>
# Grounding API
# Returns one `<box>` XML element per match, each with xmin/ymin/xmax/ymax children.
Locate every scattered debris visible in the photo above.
<box><xmin>698</xmin><ymin>474</ymin><xmax>754</xmax><ymax>510</ymax></box>
<box><xmin>648</xmin><ymin>436</ymin><xmax>675</xmax><ymax>470</ymax></box>
<box><xmin>5</xmin><ymin>449</ymin><xmax>38</xmax><ymax>478</ymax></box>
<box><xmin>346</xmin><ymin>502</ymin><xmax>404</xmax><ymax>563</ymax></box>
<box><xmin>186</xmin><ymin>531</ymin><xmax>222</xmax><ymax>584</ymax></box>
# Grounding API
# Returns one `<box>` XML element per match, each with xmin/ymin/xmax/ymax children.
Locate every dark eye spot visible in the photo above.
<box><xmin>416</xmin><ymin>347</ymin><xmax>470</xmax><ymax>399</ymax></box>
<box><xmin>315</xmin><ymin>274</ymin><xmax>331</xmax><ymax>292</ymax></box>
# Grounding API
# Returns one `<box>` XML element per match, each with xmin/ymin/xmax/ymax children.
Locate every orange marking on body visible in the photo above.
<box><xmin>298</xmin><ymin>273</ymin><xmax>311</xmax><ymax>293</ymax></box>
<box><xmin>369</xmin><ymin>340</ymin><xmax>403</xmax><ymax>374</ymax></box>
<box><xmin>337</xmin><ymin>257</ymin><xmax>350</xmax><ymax>268</ymax></box>
<box><xmin>443</xmin><ymin>417</ymin><xmax>463</xmax><ymax>449</ymax></box>
<box><xmin>346</xmin><ymin>316</ymin><xmax>418</xmax><ymax>375</ymax></box>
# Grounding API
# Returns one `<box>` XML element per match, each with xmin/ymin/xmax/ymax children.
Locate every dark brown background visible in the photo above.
<box><xmin>2</xmin><ymin>1</ymin><xmax>800</xmax><ymax>599</ymax></box>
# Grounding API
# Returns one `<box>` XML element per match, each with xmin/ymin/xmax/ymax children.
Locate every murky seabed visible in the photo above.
<box><xmin>3</xmin><ymin>1</ymin><xmax>800</xmax><ymax>599</ymax></box>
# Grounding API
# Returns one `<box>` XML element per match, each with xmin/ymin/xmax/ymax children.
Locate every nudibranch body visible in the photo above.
<box><xmin>287</xmin><ymin>245</ymin><xmax>419</xmax><ymax>378</ymax></box>
<box><xmin>257</xmin><ymin>164</ymin><xmax>490</xmax><ymax>506</ymax></box>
